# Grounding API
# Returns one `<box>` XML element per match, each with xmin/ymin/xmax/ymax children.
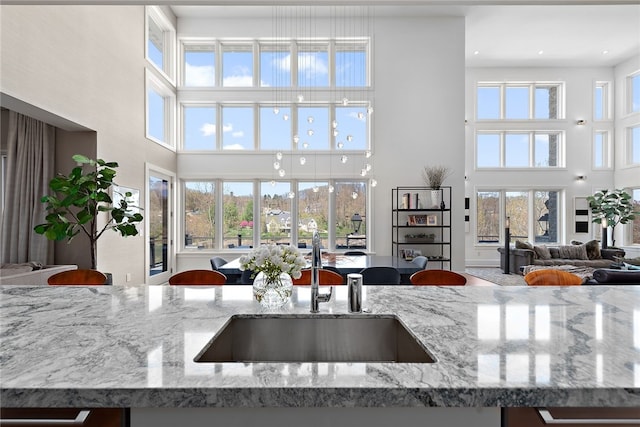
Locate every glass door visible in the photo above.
<box><xmin>147</xmin><ymin>169</ymin><xmax>173</xmax><ymax>285</ymax></box>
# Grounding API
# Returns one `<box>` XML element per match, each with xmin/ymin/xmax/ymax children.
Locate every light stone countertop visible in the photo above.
<box><xmin>1</xmin><ymin>284</ymin><xmax>639</xmax><ymax>408</ymax></box>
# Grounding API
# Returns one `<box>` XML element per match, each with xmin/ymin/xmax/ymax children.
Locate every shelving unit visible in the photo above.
<box><xmin>392</xmin><ymin>186</ymin><xmax>451</xmax><ymax>270</ymax></box>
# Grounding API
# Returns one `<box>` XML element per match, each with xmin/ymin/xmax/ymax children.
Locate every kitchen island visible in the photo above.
<box><xmin>1</xmin><ymin>284</ymin><xmax>639</xmax><ymax>425</ymax></box>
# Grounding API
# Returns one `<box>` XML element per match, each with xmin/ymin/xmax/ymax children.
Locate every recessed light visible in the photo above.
<box><xmin>473</xmin><ymin>50</ymin><xmax>480</xmax><ymax>55</ymax></box>
<box><xmin>602</xmin><ymin>50</ymin><xmax>609</xmax><ymax>55</ymax></box>
<box><xmin>538</xmin><ymin>50</ymin><xmax>544</xmax><ymax>55</ymax></box>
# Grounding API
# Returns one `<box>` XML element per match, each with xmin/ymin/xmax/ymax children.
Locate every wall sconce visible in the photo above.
<box><xmin>576</xmin><ymin>175</ymin><xmax>586</xmax><ymax>181</ymax></box>
<box><xmin>576</xmin><ymin>119</ymin><xmax>586</xmax><ymax>125</ymax></box>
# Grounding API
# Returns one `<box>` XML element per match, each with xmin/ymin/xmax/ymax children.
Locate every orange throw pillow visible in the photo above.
<box><xmin>524</xmin><ymin>269</ymin><xmax>583</xmax><ymax>286</ymax></box>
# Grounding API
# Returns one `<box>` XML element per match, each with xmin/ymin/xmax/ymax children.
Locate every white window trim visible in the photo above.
<box><xmin>628</xmin><ymin>124</ymin><xmax>640</xmax><ymax>166</ymax></box>
<box><xmin>594</xmin><ymin>81</ymin><xmax>613</xmax><ymax>122</ymax></box>
<box><xmin>179</xmin><ymin>39</ymin><xmax>217</xmax><ymax>89</ymax></box>
<box><xmin>476</xmin><ymin>81</ymin><xmax>565</xmax><ymax>121</ymax></box>
<box><xmin>627</xmin><ymin>70</ymin><xmax>640</xmax><ymax>116</ymax></box>
<box><xmin>146</xmin><ymin>68</ymin><xmax>176</xmax><ymax>151</ymax></box>
<box><xmin>145</xmin><ymin>6</ymin><xmax>176</xmax><ymax>85</ymax></box>
<box><xmin>592</xmin><ymin>130</ymin><xmax>612</xmax><ymax>170</ymax></box>
<box><xmin>475</xmin><ymin>130</ymin><xmax>565</xmax><ymax>169</ymax></box>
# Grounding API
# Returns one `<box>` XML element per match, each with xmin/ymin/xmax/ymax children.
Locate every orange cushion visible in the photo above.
<box><xmin>524</xmin><ymin>269</ymin><xmax>583</xmax><ymax>286</ymax></box>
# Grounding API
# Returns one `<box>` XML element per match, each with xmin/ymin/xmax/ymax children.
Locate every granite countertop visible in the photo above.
<box><xmin>1</xmin><ymin>284</ymin><xmax>639</xmax><ymax>408</ymax></box>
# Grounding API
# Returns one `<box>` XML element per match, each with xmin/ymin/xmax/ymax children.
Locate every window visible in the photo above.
<box><xmin>476</xmin><ymin>189</ymin><xmax>560</xmax><ymax>244</ymax></box>
<box><xmin>260</xmin><ymin>106</ymin><xmax>292</xmax><ymax>150</ymax></box>
<box><xmin>477</xmin><ymin>83</ymin><xmax>563</xmax><ymax>120</ymax></box>
<box><xmin>334</xmin><ymin>181</ymin><xmax>367</xmax><ymax>249</ymax></box>
<box><xmin>146</xmin><ymin>71</ymin><xmax>175</xmax><ymax>147</ymax></box>
<box><xmin>335</xmin><ymin>106</ymin><xmax>368</xmax><ymax>150</ymax></box>
<box><xmin>183</xmin><ymin>105</ymin><xmax>216</xmax><ymax>150</ymax></box>
<box><xmin>594</xmin><ymin>81</ymin><xmax>611</xmax><ymax>120</ymax></box>
<box><xmin>183</xmin><ymin>44</ymin><xmax>215</xmax><ymax>87</ymax></box>
<box><xmin>476</xmin><ymin>131</ymin><xmax>562</xmax><ymax>168</ymax></box>
<box><xmin>593</xmin><ymin>130</ymin><xmax>611</xmax><ymax>169</ymax></box>
<box><xmin>297</xmin><ymin>106</ymin><xmax>329</xmax><ymax>149</ymax></box>
<box><xmin>222</xmin><ymin>182</ymin><xmax>254</xmax><ymax>248</ymax></box>
<box><xmin>222</xmin><ymin>106</ymin><xmax>254</xmax><ymax>150</ymax></box>
<box><xmin>184</xmin><ymin>181</ymin><xmax>215</xmax><ymax>249</ymax></box>
<box><xmin>260</xmin><ymin>43</ymin><xmax>290</xmax><ymax>87</ymax></box>
<box><xmin>629</xmin><ymin>72</ymin><xmax>640</xmax><ymax>114</ymax></box>
<box><xmin>297</xmin><ymin>42</ymin><xmax>329</xmax><ymax>87</ymax></box>
<box><xmin>222</xmin><ymin>43</ymin><xmax>253</xmax><ymax>87</ymax></box>
<box><xmin>629</xmin><ymin>125</ymin><xmax>640</xmax><ymax>165</ymax></box>
<box><xmin>298</xmin><ymin>181</ymin><xmax>329</xmax><ymax>248</ymax></box>
<box><xmin>146</xmin><ymin>6</ymin><xmax>175</xmax><ymax>81</ymax></box>
<box><xmin>261</xmin><ymin>181</ymin><xmax>292</xmax><ymax>245</ymax></box>
<box><xmin>630</xmin><ymin>188</ymin><xmax>640</xmax><ymax>245</ymax></box>
<box><xmin>335</xmin><ymin>41</ymin><xmax>367</xmax><ymax>87</ymax></box>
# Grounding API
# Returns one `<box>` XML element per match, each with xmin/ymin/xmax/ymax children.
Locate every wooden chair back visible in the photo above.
<box><xmin>169</xmin><ymin>269</ymin><xmax>227</xmax><ymax>285</ymax></box>
<box><xmin>524</xmin><ymin>269</ymin><xmax>582</xmax><ymax>286</ymax></box>
<box><xmin>410</xmin><ymin>269</ymin><xmax>467</xmax><ymax>286</ymax></box>
<box><xmin>48</xmin><ymin>269</ymin><xmax>107</xmax><ymax>285</ymax></box>
<box><xmin>292</xmin><ymin>268</ymin><xmax>344</xmax><ymax>286</ymax></box>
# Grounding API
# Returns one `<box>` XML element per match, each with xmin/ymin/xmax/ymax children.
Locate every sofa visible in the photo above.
<box><xmin>0</xmin><ymin>263</ymin><xmax>78</xmax><ymax>285</ymax></box>
<box><xmin>498</xmin><ymin>240</ymin><xmax>624</xmax><ymax>275</ymax></box>
<box><xmin>584</xmin><ymin>268</ymin><xmax>640</xmax><ymax>285</ymax></box>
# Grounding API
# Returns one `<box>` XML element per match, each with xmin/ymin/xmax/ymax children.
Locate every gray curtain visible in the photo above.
<box><xmin>1</xmin><ymin>111</ymin><xmax>55</xmax><ymax>265</ymax></box>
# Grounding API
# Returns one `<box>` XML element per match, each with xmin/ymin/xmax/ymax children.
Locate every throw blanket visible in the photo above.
<box><xmin>522</xmin><ymin>265</ymin><xmax>595</xmax><ymax>283</ymax></box>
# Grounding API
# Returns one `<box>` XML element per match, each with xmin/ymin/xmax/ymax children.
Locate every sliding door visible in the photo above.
<box><xmin>147</xmin><ymin>167</ymin><xmax>174</xmax><ymax>285</ymax></box>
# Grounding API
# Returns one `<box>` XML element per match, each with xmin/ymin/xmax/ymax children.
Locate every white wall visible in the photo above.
<box><xmin>1</xmin><ymin>6</ymin><xmax>176</xmax><ymax>284</ymax></box>
<box><xmin>465</xmin><ymin>67</ymin><xmax>616</xmax><ymax>266</ymax></box>
<box><xmin>175</xmin><ymin>14</ymin><xmax>466</xmax><ymax>272</ymax></box>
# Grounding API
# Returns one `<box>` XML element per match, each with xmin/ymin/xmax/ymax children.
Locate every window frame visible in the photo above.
<box><xmin>594</xmin><ymin>81</ymin><xmax>612</xmax><ymax>121</ymax></box>
<box><xmin>593</xmin><ymin>130</ymin><xmax>612</xmax><ymax>170</ymax></box>
<box><xmin>145</xmin><ymin>6</ymin><xmax>176</xmax><ymax>85</ymax></box>
<box><xmin>180</xmin><ymin>40</ymin><xmax>216</xmax><ymax>88</ymax></box>
<box><xmin>146</xmin><ymin>69</ymin><xmax>176</xmax><ymax>150</ymax></box>
<box><xmin>475</xmin><ymin>130</ymin><xmax>564</xmax><ymax>169</ymax></box>
<box><xmin>628</xmin><ymin>124</ymin><xmax>640</xmax><ymax>166</ymax></box>
<box><xmin>627</xmin><ymin>187</ymin><xmax>640</xmax><ymax>246</ymax></box>
<box><xmin>627</xmin><ymin>70</ymin><xmax>640</xmax><ymax>115</ymax></box>
<box><xmin>476</xmin><ymin>82</ymin><xmax>565</xmax><ymax>121</ymax></box>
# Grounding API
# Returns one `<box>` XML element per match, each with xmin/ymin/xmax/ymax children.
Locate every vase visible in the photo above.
<box><xmin>252</xmin><ymin>271</ymin><xmax>293</xmax><ymax>308</ymax></box>
<box><xmin>430</xmin><ymin>189</ymin><xmax>442</xmax><ymax>208</ymax></box>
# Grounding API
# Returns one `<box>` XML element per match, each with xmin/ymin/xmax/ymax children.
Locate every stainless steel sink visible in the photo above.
<box><xmin>194</xmin><ymin>314</ymin><xmax>435</xmax><ymax>363</ymax></box>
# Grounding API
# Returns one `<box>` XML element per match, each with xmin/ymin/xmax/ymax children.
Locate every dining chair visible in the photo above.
<box><xmin>239</xmin><ymin>269</ymin><xmax>255</xmax><ymax>284</ymax></box>
<box><xmin>292</xmin><ymin>268</ymin><xmax>344</xmax><ymax>286</ymax></box>
<box><xmin>344</xmin><ymin>251</ymin><xmax>366</xmax><ymax>256</ymax></box>
<box><xmin>524</xmin><ymin>269</ymin><xmax>582</xmax><ymax>286</ymax></box>
<box><xmin>48</xmin><ymin>269</ymin><xmax>107</xmax><ymax>285</ymax></box>
<box><xmin>209</xmin><ymin>256</ymin><xmax>229</xmax><ymax>271</ymax></box>
<box><xmin>409</xmin><ymin>269</ymin><xmax>466</xmax><ymax>286</ymax></box>
<box><xmin>168</xmin><ymin>270</ymin><xmax>227</xmax><ymax>285</ymax></box>
<box><xmin>359</xmin><ymin>266</ymin><xmax>401</xmax><ymax>285</ymax></box>
<box><xmin>411</xmin><ymin>256</ymin><xmax>428</xmax><ymax>270</ymax></box>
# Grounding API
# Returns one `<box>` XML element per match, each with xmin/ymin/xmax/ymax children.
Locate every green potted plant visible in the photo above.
<box><xmin>35</xmin><ymin>154</ymin><xmax>143</xmax><ymax>272</ymax></box>
<box><xmin>587</xmin><ymin>189</ymin><xmax>638</xmax><ymax>247</ymax></box>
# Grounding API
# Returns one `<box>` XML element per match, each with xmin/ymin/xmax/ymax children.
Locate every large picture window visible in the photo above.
<box><xmin>477</xmin><ymin>83</ymin><xmax>563</xmax><ymax>120</ymax></box>
<box><xmin>184</xmin><ymin>181</ymin><xmax>216</xmax><ymax>249</ymax></box>
<box><xmin>476</xmin><ymin>131</ymin><xmax>562</xmax><ymax>168</ymax></box>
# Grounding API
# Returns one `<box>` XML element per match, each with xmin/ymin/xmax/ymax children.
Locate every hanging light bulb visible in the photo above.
<box><xmin>370</xmin><ymin>178</ymin><xmax>378</xmax><ymax>187</ymax></box>
<box><xmin>307</xmin><ymin>129</ymin><xmax>314</xmax><ymax>136</ymax></box>
<box><xmin>297</xmin><ymin>94</ymin><xmax>304</xmax><ymax>102</ymax></box>
<box><xmin>278</xmin><ymin>169</ymin><xmax>286</xmax><ymax>177</ymax></box>
<box><xmin>313</xmin><ymin>185</ymin><xmax>319</xmax><ymax>193</ymax></box>
<box><xmin>332</xmin><ymin>120</ymin><xmax>338</xmax><ymax>128</ymax></box>
<box><xmin>273</xmin><ymin>161</ymin><xmax>281</xmax><ymax>170</ymax></box>
<box><xmin>307</xmin><ymin>116</ymin><xmax>314</xmax><ymax>123</ymax></box>
<box><xmin>346</xmin><ymin>135</ymin><xmax>353</xmax><ymax>142</ymax></box>
<box><xmin>293</xmin><ymin>134</ymin><xmax>300</xmax><ymax>144</ymax></box>
<box><xmin>342</xmin><ymin>97</ymin><xmax>349</xmax><ymax>106</ymax></box>
<box><xmin>340</xmin><ymin>155</ymin><xmax>348</xmax><ymax>163</ymax></box>
<box><xmin>351</xmin><ymin>191</ymin><xmax>358</xmax><ymax>199</ymax></box>
<box><xmin>299</xmin><ymin>156</ymin><xmax>306</xmax><ymax>165</ymax></box>
<box><xmin>357</xmin><ymin>111</ymin><xmax>364</xmax><ymax>120</ymax></box>
<box><xmin>365</xmin><ymin>150</ymin><xmax>372</xmax><ymax>158</ymax></box>
<box><xmin>367</xmin><ymin>106</ymin><xmax>374</xmax><ymax>115</ymax></box>
<box><xmin>333</xmin><ymin>129</ymin><xmax>339</xmax><ymax>137</ymax></box>
<box><xmin>337</xmin><ymin>141</ymin><xmax>344</xmax><ymax>149</ymax></box>
<box><xmin>302</xmin><ymin>142</ymin><xmax>309</xmax><ymax>149</ymax></box>
<box><xmin>365</xmin><ymin>163</ymin><xmax>372</xmax><ymax>171</ymax></box>
<box><xmin>288</xmin><ymin>191</ymin><xmax>295</xmax><ymax>199</ymax></box>
<box><xmin>270</xmin><ymin>179</ymin><xmax>276</xmax><ymax>187</ymax></box>
<box><xmin>360</xmin><ymin>168</ymin><xmax>367</xmax><ymax>177</ymax></box>
<box><xmin>273</xmin><ymin>106</ymin><xmax>280</xmax><ymax>115</ymax></box>
<box><xmin>276</xmin><ymin>152</ymin><xmax>283</xmax><ymax>160</ymax></box>
<box><xmin>328</xmin><ymin>184</ymin><xmax>335</xmax><ymax>193</ymax></box>
<box><xmin>283</xmin><ymin>114</ymin><xmax>289</xmax><ymax>121</ymax></box>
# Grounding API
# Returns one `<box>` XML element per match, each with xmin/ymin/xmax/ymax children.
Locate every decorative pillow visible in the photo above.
<box><xmin>558</xmin><ymin>244</ymin><xmax>589</xmax><ymax>260</ymax></box>
<box><xmin>549</xmin><ymin>247</ymin><xmax>560</xmax><ymax>258</ymax></box>
<box><xmin>515</xmin><ymin>240</ymin><xmax>533</xmax><ymax>250</ymax></box>
<box><xmin>584</xmin><ymin>240</ymin><xmax>601</xmax><ymax>260</ymax></box>
<box><xmin>533</xmin><ymin>245</ymin><xmax>552</xmax><ymax>260</ymax></box>
<box><xmin>624</xmin><ymin>263</ymin><xmax>640</xmax><ymax>271</ymax></box>
<box><xmin>524</xmin><ymin>269</ymin><xmax>583</xmax><ymax>285</ymax></box>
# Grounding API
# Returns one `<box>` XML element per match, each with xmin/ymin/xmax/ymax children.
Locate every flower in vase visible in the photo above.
<box><xmin>239</xmin><ymin>244</ymin><xmax>306</xmax><ymax>282</ymax></box>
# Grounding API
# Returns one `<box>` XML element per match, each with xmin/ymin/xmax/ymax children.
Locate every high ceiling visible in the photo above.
<box><xmin>171</xmin><ymin>3</ymin><xmax>640</xmax><ymax>67</ymax></box>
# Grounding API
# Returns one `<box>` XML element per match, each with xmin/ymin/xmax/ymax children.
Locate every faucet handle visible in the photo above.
<box><xmin>317</xmin><ymin>286</ymin><xmax>333</xmax><ymax>303</ymax></box>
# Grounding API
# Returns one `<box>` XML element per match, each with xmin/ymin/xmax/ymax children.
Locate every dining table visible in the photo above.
<box><xmin>217</xmin><ymin>254</ymin><xmax>424</xmax><ymax>284</ymax></box>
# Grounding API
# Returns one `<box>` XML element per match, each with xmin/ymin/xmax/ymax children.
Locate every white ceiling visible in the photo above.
<box><xmin>171</xmin><ymin>3</ymin><xmax>640</xmax><ymax>67</ymax></box>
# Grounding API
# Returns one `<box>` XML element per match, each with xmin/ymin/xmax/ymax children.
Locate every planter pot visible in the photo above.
<box><xmin>430</xmin><ymin>190</ymin><xmax>442</xmax><ymax>208</ymax></box>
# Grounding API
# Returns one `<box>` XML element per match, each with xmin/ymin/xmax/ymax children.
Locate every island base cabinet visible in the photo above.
<box><xmin>503</xmin><ymin>407</ymin><xmax>640</xmax><ymax>426</ymax></box>
<box><xmin>0</xmin><ymin>408</ymin><xmax>126</xmax><ymax>427</ymax></box>
<box><xmin>132</xmin><ymin>407</ymin><xmax>500</xmax><ymax>427</ymax></box>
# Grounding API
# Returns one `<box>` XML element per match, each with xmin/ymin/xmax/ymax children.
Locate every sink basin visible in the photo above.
<box><xmin>194</xmin><ymin>314</ymin><xmax>435</xmax><ymax>363</ymax></box>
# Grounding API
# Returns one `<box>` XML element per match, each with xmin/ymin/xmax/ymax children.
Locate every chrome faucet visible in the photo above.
<box><xmin>310</xmin><ymin>230</ymin><xmax>332</xmax><ymax>313</ymax></box>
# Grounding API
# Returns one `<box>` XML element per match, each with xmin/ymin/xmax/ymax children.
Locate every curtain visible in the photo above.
<box><xmin>1</xmin><ymin>111</ymin><xmax>55</xmax><ymax>265</ymax></box>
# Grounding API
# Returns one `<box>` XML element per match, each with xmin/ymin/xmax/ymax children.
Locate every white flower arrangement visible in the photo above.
<box><xmin>239</xmin><ymin>244</ymin><xmax>306</xmax><ymax>282</ymax></box>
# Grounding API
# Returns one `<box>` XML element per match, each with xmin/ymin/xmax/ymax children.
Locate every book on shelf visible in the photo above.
<box><xmin>413</xmin><ymin>193</ymin><xmax>420</xmax><ymax>209</ymax></box>
<box><xmin>402</xmin><ymin>193</ymin><xmax>410</xmax><ymax>209</ymax></box>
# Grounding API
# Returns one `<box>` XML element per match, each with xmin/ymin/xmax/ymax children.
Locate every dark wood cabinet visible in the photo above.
<box><xmin>503</xmin><ymin>407</ymin><xmax>640</xmax><ymax>427</ymax></box>
<box><xmin>0</xmin><ymin>408</ymin><xmax>126</xmax><ymax>427</ymax></box>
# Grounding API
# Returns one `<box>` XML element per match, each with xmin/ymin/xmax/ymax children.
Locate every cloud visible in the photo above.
<box><xmin>274</xmin><ymin>54</ymin><xmax>291</xmax><ymax>71</ymax></box>
<box><xmin>185</xmin><ymin>63</ymin><xmax>214</xmax><ymax>86</ymax></box>
<box><xmin>222</xmin><ymin>75</ymin><xmax>253</xmax><ymax>87</ymax></box>
<box><xmin>223</xmin><ymin>144</ymin><xmax>246</xmax><ymax>150</ymax></box>
<box><xmin>298</xmin><ymin>53</ymin><xmax>328</xmax><ymax>75</ymax></box>
<box><xmin>232</xmin><ymin>131</ymin><xmax>244</xmax><ymax>138</ymax></box>
<box><xmin>200</xmin><ymin>123</ymin><xmax>216</xmax><ymax>136</ymax></box>
<box><xmin>222</xmin><ymin>124</ymin><xmax>233</xmax><ymax>133</ymax></box>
